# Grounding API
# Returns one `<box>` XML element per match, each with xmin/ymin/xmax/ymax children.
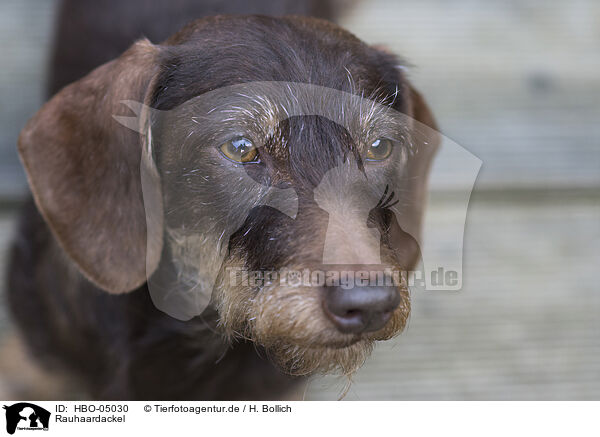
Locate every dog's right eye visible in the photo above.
<box><xmin>366</xmin><ymin>138</ymin><xmax>394</xmax><ymax>161</ymax></box>
<box><xmin>219</xmin><ymin>137</ymin><xmax>259</xmax><ymax>163</ymax></box>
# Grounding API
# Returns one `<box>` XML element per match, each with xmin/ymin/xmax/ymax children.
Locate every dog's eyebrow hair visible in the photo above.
<box><xmin>389</xmin><ymin>84</ymin><xmax>400</xmax><ymax>106</ymax></box>
<box><xmin>343</xmin><ymin>66</ymin><xmax>357</xmax><ymax>95</ymax></box>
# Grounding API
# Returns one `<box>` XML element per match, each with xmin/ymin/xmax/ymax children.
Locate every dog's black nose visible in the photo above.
<box><xmin>323</xmin><ymin>286</ymin><xmax>401</xmax><ymax>334</ymax></box>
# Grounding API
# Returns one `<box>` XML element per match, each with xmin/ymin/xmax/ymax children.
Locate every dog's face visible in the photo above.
<box><xmin>18</xmin><ymin>16</ymin><xmax>439</xmax><ymax>375</ymax></box>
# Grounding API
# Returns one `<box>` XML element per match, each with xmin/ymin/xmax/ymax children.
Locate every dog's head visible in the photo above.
<box><xmin>18</xmin><ymin>16</ymin><xmax>439</xmax><ymax>375</ymax></box>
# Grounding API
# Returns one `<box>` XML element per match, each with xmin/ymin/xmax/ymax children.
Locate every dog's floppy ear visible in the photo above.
<box><xmin>406</xmin><ymin>82</ymin><xmax>440</xmax><ymax>188</ymax></box>
<box><xmin>408</xmin><ymin>85</ymin><xmax>438</xmax><ymax>134</ymax></box>
<box><xmin>18</xmin><ymin>39</ymin><xmax>162</xmax><ymax>294</ymax></box>
<box><xmin>389</xmin><ymin>79</ymin><xmax>441</xmax><ymax>269</ymax></box>
<box><xmin>405</xmin><ymin>81</ymin><xmax>440</xmax><ymax>190</ymax></box>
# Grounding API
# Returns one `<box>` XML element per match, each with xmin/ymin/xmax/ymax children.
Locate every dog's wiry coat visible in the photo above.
<box><xmin>7</xmin><ymin>15</ymin><xmax>439</xmax><ymax>399</ymax></box>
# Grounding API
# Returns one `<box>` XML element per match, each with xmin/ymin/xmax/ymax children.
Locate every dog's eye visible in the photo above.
<box><xmin>366</xmin><ymin>138</ymin><xmax>393</xmax><ymax>161</ymax></box>
<box><xmin>219</xmin><ymin>137</ymin><xmax>259</xmax><ymax>163</ymax></box>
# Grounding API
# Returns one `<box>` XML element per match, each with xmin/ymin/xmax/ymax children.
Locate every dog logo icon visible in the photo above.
<box><xmin>3</xmin><ymin>403</ymin><xmax>50</xmax><ymax>435</ymax></box>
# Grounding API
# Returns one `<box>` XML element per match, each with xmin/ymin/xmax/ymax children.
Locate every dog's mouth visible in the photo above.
<box><xmin>316</xmin><ymin>336</ymin><xmax>367</xmax><ymax>349</ymax></box>
<box><xmin>266</xmin><ymin>308</ymin><xmax>407</xmax><ymax>376</ymax></box>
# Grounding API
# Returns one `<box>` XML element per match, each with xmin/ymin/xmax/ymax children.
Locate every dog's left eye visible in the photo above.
<box><xmin>219</xmin><ymin>137</ymin><xmax>259</xmax><ymax>163</ymax></box>
<box><xmin>366</xmin><ymin>138</ymin><xmax>393</xmax><ymax>161</ymax></box>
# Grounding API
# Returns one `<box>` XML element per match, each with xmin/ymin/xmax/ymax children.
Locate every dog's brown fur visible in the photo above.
<box><xmin>7</xmin><ymin>15</ymin><xmax>439</xmax><ymax>399</ymax></box>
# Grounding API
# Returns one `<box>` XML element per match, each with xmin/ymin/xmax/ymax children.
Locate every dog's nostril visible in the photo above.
<box><xmin>323</xmin><ymin>286</ymin><xmax>401</xmax><ymax>334</ymax></box>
